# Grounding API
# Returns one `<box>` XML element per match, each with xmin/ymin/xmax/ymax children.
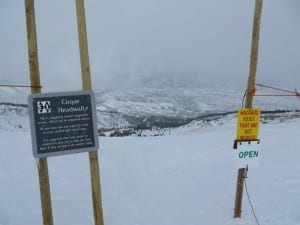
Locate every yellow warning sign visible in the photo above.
<box><xmin>236</xmin><ymin>108</ymin><xmax>261</xmax><ymax>140</ymax></box>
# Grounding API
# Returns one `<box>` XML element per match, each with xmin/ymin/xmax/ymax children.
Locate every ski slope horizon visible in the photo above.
<box><xmin>0</xmin><ymin>113</ymin><xmax>300</xmax><ymax>225</ymax></box>
<box><xmin>0</xmin><ymin>85</ymin><xmax>299</xmax><ymax>131</ymax></box>
<box><xmin>1</xmin><ymin>85</ymin><xmax>299</xmax><ymax>114</ymax></box>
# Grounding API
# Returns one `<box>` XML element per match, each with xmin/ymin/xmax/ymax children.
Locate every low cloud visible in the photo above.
<box><xmin>0</xmin><ymin>0</ymin><xmax>299</xmax><ymax>92</ymax></box>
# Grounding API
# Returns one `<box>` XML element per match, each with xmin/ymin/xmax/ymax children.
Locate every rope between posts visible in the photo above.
<box><xmin>255</xmin><ymin>83</ymin><xmax>296</xmax><ymax>94</ymax></box>
<box><xmin>0</xmin><ymin>84</ymin><xmax>42</xmax><ymax>89</ymax></box>
<box><xmin>241</xmin><ymin>83</ymin><xmax>299</xmax><ymax>107</ymax></box>
<box><xmin>245</xmin><ymin>178</ymin><xmax>261</xmax><ymax>225</ymax></box>
<box><xmin>255</xmin><ymin>83</ymin><xmax>300</xmax><ymax>97</ymax></box>
<box><xmin>254</xmin><ymin>94</ymin><xmax>296</xmax><ymax>96</ymax></box>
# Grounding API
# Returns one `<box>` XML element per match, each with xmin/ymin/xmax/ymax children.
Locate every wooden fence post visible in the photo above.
<box><xmin>75</xmin><ymin>1</ymin><xmax>105</xmax><ymax>225</ymax></box>
<box><xmin>234</xmin><ymin>0</ymin><xmax>263</xmax><ymax>218</ymax></box>
<box><xmin>24</xmin><ymin>0</ymin><xmax>54</xmax><ymax>224</ymax></box>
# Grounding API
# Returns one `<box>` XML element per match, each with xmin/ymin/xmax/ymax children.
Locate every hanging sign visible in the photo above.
<box><xmin>236</xmin><ymin>108</ymin><xmax>261</xmax><ymax>140</ymax></box>
<box><xmin>236</xmin><ymin>140</ymin><xmax>260</xmax><ymax>169</ymax></box>
<box><xmin>28</xmin><ymin>90</ymin><xmax>99</xmax><ymax>158</ymax></box>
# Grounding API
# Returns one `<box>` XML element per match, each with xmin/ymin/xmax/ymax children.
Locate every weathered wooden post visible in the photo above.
<box><xmin>24</xmin><ymin>0</ymin><xmax>54</xmax><ymax>224</ymax></box>
<box><xmin>75</xmin><ymin>1</ymin><xmax>105</xmax><ymax>224</ymax></box>
<box><xmin>234</xmin><ymin>0</ymin><xmax>263</xmax><ymax>218</ymax></box>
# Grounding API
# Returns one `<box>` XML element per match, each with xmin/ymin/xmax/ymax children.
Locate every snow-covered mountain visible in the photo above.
<box><xmin>95</xmin><ymin>86</ymin><xmax>300</xmax><ymax>117</ymax></box>
<box><xmin>95</xmin><ymin>87</ymin><xmax>238</xmax><ymax>117</ymax></box>
<box><xmin>0</xmin><ymin>85</ymin><xmax>299</xmax><ymax>130</ymax></box>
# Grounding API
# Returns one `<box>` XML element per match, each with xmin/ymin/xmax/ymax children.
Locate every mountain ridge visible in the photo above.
<box><xmin>0</xmin><ymin>86</ymin><xmax>299</xmax><ymax>130</ymax></box>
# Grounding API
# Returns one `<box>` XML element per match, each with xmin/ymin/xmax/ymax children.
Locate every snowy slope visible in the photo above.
<box><xmin>0</xmin><ymin>103</ymin><xmax>29</xmax><ymax>131</ymax></box>
<box><xmin>0</xmin><ymin>116</ymin><xmax>300</xmax><ymax>225</ymax></box>
<box><xmin>0</xmin><ymin>87</ymin><xmax>29</xmax><ymax>104</ymax></box>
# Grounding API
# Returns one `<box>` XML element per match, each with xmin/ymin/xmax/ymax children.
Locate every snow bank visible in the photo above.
<box><xmin>0</xmin><ymin>118</ymin><xmax>300</xmax><ymax>225</ymax></box>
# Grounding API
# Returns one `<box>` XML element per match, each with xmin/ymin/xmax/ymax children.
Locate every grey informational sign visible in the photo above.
<box><xmin>28</xmin><ymin>90</ymin><xmax>99</xmax><ymax>158</ymax></box>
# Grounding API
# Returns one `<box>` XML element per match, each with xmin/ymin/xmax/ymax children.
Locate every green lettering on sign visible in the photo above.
<box><xmin>239</xmin><ymin>150</ymin><xmax>259</xmax><ymax>158</ymax></box>
<box><xmin>239</xmin><ymin>152</ymin><xmax>243</xmax><ymax>158</ymax></box>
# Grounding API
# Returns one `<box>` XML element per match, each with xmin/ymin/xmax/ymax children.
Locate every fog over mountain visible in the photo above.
<box><xmin>0</xmin><ymin>1</ymin><xmax>299</xmax><ymax>92</ymax></box>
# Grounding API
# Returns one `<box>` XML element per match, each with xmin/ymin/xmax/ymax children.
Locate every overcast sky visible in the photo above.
<box><xmin>0</xmin><ymin>0</ymin><xmax>299</xmax><ymax>92</ymax></box>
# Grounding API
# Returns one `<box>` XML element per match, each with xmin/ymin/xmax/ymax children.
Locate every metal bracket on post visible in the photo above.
<box><xmin>244</xmin><ymin>165</ymin><xmax>248</xmax><ymax>179</ymax></box>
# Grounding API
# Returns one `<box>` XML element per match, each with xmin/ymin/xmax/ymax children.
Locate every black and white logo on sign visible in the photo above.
<box><xmin>37</xmin><ymin>101</ymin><xmax>51</xmax><ymax>114</ymax></box>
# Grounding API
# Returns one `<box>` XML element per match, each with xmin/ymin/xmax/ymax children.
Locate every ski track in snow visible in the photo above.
<box><xmin>0</xmin><ymin>119</ymin><xmax>300</xmax><ymax>225</ymax></box>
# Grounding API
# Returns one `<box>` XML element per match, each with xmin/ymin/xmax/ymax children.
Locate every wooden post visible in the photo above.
<box><xmin>234</xmin><ymin>0</ymin><xmax>263</xmax><ymax>218</ymax></box>
<box><xmin>245</xmin><ymin>0</ymin><xmax>264</xmax><ymax>108</ymax></box>
<box><xmin>24</xmin><ymin>0</ymin><xmax>54</xmax><ymax>225</ymax></box>
<box><xmin>75</xmin><ymin>1</ymin><xmax>105</xmax><ymax>225</ymax></box>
